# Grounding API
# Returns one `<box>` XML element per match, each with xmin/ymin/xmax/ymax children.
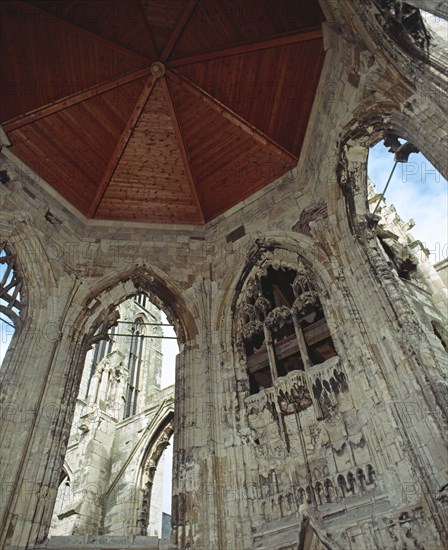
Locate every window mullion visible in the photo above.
<box><xmin>291</xmin><ymin>311</ymin><xmax>312</xmax><ymax>370</ymax></box>
<box><xmin>263</xmin><ymin>323</ymin><xmax>278</xmax><ymax>381</ymax></box>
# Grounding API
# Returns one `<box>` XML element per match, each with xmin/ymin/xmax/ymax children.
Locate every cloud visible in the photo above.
<box><xmin>421</xmin><ymin>10</ymin><xmax>448</xmax><ymax>42</ymax></box>
<box><xmin>368</xmin><ymin>143</ymin><xmax>447</xmax><ymax>262</ymax></box>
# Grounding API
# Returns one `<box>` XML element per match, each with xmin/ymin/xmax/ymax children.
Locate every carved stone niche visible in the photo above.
<box><xmin>296</xmin><ymin>463</ymin><xmax>377</xmax><ymax>507</ymax></box>
<box><xmin>236</xmin><ymin>255</ymin><xmax>345</xmax><ymax>425</ymax></box>
<box><xmin>245</xmin><ymin>370</ymin><xmax>312</xmax><ymax>418</ymax></box>
<box><xmin>306</xmin><ymin>357</ymin><xmax>349</xmax><ymax>420</ymax></box>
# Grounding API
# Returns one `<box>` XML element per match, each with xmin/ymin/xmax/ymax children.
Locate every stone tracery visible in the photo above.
<box><xmin>237</xmin><ymin>256</ymin><xmax>340</xmax><ymax>406</ymax></box>
<box><xmin>0</xmin><ymin>243</ymin><xmax>23</xmax><ymax>330</ymax></box>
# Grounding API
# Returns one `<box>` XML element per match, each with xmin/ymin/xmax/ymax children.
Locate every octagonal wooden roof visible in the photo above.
<box><xmin>1</xmin><ymin>0</ymin><xmax>325</xmax><ymax>224</ymax></box>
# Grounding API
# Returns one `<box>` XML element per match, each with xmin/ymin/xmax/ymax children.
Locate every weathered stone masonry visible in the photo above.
<box><xmin>0</xmin><ymin>1</ymin><xmax>447</xmax><ymax>549</ymax></box>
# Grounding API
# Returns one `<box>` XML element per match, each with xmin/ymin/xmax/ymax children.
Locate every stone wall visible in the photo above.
<box><xmin>0</xmin><ymin>1</ymin><xmax>447</xmax><ymax>549</ymax></box>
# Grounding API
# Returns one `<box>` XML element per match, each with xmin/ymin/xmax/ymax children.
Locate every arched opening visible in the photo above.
<box><xmin>0</xmin><ymin>243</ymin><xmax>23</xmax><ymax>367</ymax></box>
<box><xmin>50</xmin><ymin>467</ymin><xmax>76</xmax><ymax>536</ymax></box>
<box><xmin>138</xmin><ymin>420</ymin><xmax>174</xmax><ymax>539</ymax></box>
<box><xmin>49</xmin><ymin>290</ymin><xmax>179</xmax><ymax>541</ymax></box>
<box><xmin>367</xmin><ymin>136</ymin><xmax>447</xmax><ymax>278</ymax></box>
<box><xmin>237</xmin><ymin>261</ymin><xmax>338</xmax><ymax>395</ymax></box>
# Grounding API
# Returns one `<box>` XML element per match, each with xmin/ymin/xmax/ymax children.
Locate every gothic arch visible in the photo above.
<box><xmin>71</xmin><ymin>266</ymin><xmax>196</xmax><ymax>349</ymax></box>
<box><xmin>2</xmin><ymin>266</ymin><xmax>194</xmax><ymax>546</ymax></box>
<box><xmin>217</xmin><ymin>233</ymin><xmax>337</xmax><ymax>342</ymax></box>
<box><xmin>0</xmin><ymin>240</ymin><xmax>26</xmax><ymax>376</ymax></box>
<box><xmin>134</xmin><ymin>410</ymin><xmax>174</xmax><ymax>536</ymax></box>
<box><xmin>0</xmin><ymin>217</ymin><xmax>57</xmax><ymax>308</ymax></box>
<box><xmin>0</xmin><ymin>242</ymin><xmax>24</xmax><ymax>330</ymax></box>
<box><xmin>229</xmin><ymin>238</ymin><xmax>347</xmax><ymax>408</ymax></box>
<box><xmin>337</xmin><ymin>109</ymin><xmax>448</xmax><ymax>236</ymax></box>
<box><xmin>72</xmin><ymin>266</ymin><xmax>197</xmax><ymax>351</ymax></box>
<box><xmin>224</xmin><ymin>236</ymin><xmax>339</xmax><ymax>346</ymax></box>
<box><xmin>0</xmin><ymin>217</ymin><xmax>69</xmax><ymax>378</ymax></box>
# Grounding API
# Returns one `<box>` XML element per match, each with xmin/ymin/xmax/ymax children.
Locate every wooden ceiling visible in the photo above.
<box><xmin>1</xmin><ymin>0</ymin><xmax>325</xmax><ymax>224</ymax></box>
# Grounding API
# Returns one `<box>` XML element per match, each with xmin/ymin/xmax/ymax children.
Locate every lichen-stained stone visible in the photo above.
<box><xmin>0</xmin><ymin>1</ymin><xmax>447</xmax><ymax>549</ymax></box>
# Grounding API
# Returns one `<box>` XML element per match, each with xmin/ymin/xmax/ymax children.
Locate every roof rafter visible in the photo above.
<box><xmin>135</xmin><ymin>0</ymin><xmax>161</xmax><ymax>60</ymax></box>
<box><xmin>170</xmin><ymin>70</ymin><xmax>298</xmax><ymax>164</ymax></box>
<box><xmin>4</xmin><ymin>68</ymin><xmax>152</xmax><ymax>132</ymax></box>
<box><xmin>168</xmin><ymin>27</ymin><xmax>323</xmax><ymax>67</ymax></box>
<box><xmin>89</xmin><ymin>74</ymin><xmax>157</xmax><ymax>218</ymax></box>
<box><xmin>24</xmin><ymin>0</ymin><xmax>152</xmax><ymax>65</ymax></box>
<box><xmin>161</xmin><ymin>77</ymin><xmax>205</xmax><ymax>223</ymax></box>
<box><xmin>160</xmin><ymin>0</ymin><xmax>198</xmax><ymax>62</ymax></box>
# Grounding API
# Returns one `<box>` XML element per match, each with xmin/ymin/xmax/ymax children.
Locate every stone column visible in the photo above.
<box><xmin>0</xmin><ymin>289</ymin><xmax>88</xmax><ymax>549</ymax></box>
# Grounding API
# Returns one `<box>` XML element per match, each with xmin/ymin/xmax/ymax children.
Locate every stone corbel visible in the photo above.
<box><xmin>264</xmin><ymin>306</ymin><xmax>292</xmax><ymax>331</ymax></box>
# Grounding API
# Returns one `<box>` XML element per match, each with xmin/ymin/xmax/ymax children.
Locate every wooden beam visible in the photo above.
<box><xmin>160</xmin><ymin>77</ymin><xmax>205</xmax><ymax>223</ymax></box>
<box><xmin>22</xmin><ymin>0</ymin><xmax>152</xmax><ymax>65</ymax></box>
<box><xmin>3</xmin><ymin>68</ymin><xmax>152</xmax><ymax>132</ymax></box>
<box><xmin>135</xmin><ymin>0</ymin><xmax>161</xmax><ymax>60</ymax></box>
<box><xmin>160</xmin><ymin>0</ymin><xmax>198</xmax><ymax>62</ymax></box>
<box><xmin>168</xmin><ymin>27</ymin><xmax>323</xmax><ymax>67</ymax></box>
<box><xmin>89</xmin><ymin>75</ymin><xmax>157</xmax><ymax>218</ymax></box>
<box><xmin>170</xmin><ymin>70</ymin><xmax>298</xmax><ymax>163</ymax></box>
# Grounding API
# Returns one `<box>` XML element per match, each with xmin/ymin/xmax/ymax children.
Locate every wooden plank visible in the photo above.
<box><xmin>97</xmin><ymin>79</ymin><xmax>203</xmax><ymax>224</ymax></box>
<box><xmin>9</xmin><ymin>79</ymin><xmax>145</xmax><ymax>214</ymax></box>
<box><xmin>169</xmin><ymin>28</ymin><xmax>323</xmax><ymax>67</ymax></box>
<box><xmin>136</xmin><ymin>0</ymin><xmax>162</xmax><ymax>60</ymax></box>
<box><xmin>247</xmin><ymin>346</ymin><xmax>269</xmax><ymax>373</ymax></box>
<box><xmin>96</xmin><ymin>195</ymin><xmax>201</xmax><ymax>223</ymax></box>
<box><xmin>105</xmin><ymin>86</ymin><xmax>184</xmax><ymax>184</ymax></box>
<box><xmin>4</xmin><ymin>68</ymin><xmax>152</xmax><ymax>131</ymax></box>
<box><xmin>169</xmin><ymin>0</ymin><xmax>324</xmax><ymax>60</ymax></box>
<box><xmin>160</xmin><ymin>77</ymin><xmax>205</xmax><ymax>222</ymax></box>
<box><xmin>174</xmin><ymin>40</ymin><xmax>325</xmax><ymax>157</ymax></box>
<box><xmin>1</xmin><ymin>1</ymin><xmax>149</xmax><ymax>122</ymax></box>
<box><xmin>35</xmin><ymin>0</ymin><xmax>155</xmax><ymax>59</ymax></box>
<box><xmin>166</xmin><ymin>72</ymin><xmax>295</xmax><ymax>220</ymax></box>
<box><xmin>170</xmin><ymin>70</ymin><xmax>297</xmax><ymax>163</ymax></box>
<box><xmin>139</xmin><ymin>0</ymin><xmax>188</xmax><ymax>54</ymax></box>
<box><xmin>89</xmin><ymin>75</ymin><xmax>157</xmax><ymax>218</ymax></box>
<box><xmin>303</xmin><ymin>318</ymin><xmax>331</xmax><ymax>346</ymax></box>
<box><xmin>25</xmin><ymin>0</ymin><xmax>152</xmax><ymax>65</ymax></box>
<box><xmin>160</xmin><ymin>0</ymin><xmax>198</xmax><ymax>61</ymax></box>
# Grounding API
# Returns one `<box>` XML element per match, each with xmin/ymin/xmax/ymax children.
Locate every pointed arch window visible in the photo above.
<box><xmin>135</xmin><ymin>293</ymin><xmax>148</xmax><ymax>309</ymax></box>
<box><xmin>238</xmin><ymin>264</ymin><xmax>337</xmax><ymax>394</ymax></box>
<box><xmin>124</xmin><ymin>317</ymin><xmax>145</xmax><ymax>418</ymax></box>
<box><xmin>85</xmin><ymin>323</ymin><xmax>116</xmax><ymax>399</ymax></box>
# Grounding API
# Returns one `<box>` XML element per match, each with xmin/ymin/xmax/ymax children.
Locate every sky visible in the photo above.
<box><xmin>368</xmin><ymin>142</ymin><xmax>447</xmax><ymax>265</ymax></box>
<box><xmin>364</xmin><ymin>11</ymin><xmax>447</xmax><ymax>265</ymax></box>
<box><xmin>159</xmin><ymin>312</ymin><xmax>178</xmax><ymax>514</ymax></box>
<box><xmin>2</xmin><ymin>145</ymin><xmax>445</xmax><ymax>515</ymax></box>
<box><xmin>1</xmin><ymin>8</ymin><xmax>446</xmax><ymax>516</ymax></box>
<box><xmin>0</xmin><ymin>249</ymin><xmax>17</xmax><ymax>367</ymax></box>
<box><xmin>365</xmin><ymin>10</ymin><xmax>447</xmax><ymax>266</ymax></box>
<box><xmin>421</xmin><ymin>9</ymin><xmax>447</xmax><ymax>41</ymax></box>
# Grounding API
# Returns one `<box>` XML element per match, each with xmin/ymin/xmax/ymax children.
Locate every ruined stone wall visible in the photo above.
<box><xmin>48</xmin><ymin>296</ymin><xmax>172</xmax><ymax>539</ymax></box>
<box><xmin>0</xmin><ymin>1</ymin><xmax>447</xmax><ymax>549</ymax></box>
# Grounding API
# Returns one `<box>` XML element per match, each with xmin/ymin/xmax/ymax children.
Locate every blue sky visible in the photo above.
<box><xmin>0</xmin><ymin>249</ymin><xmax>18</xmax><ymax>366</ymax></box>
<box><xmin>368</xmin><ymin>142</ymin><xmax>447</xmax><ymax>265</ymax></box>
<box><xmin>1</xmin><ymin>146</ymin><xmax>446</xmax><ymax>363</ymax></box>
<box><xmin>159</xmin><ymin>312</ymin><xmax>177</xmax><ymax>514</ymax></box>
<box><xmin>1</xmin><ymin>146</ymin><xmax>446</xmax><ymax>517</ymax></box>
